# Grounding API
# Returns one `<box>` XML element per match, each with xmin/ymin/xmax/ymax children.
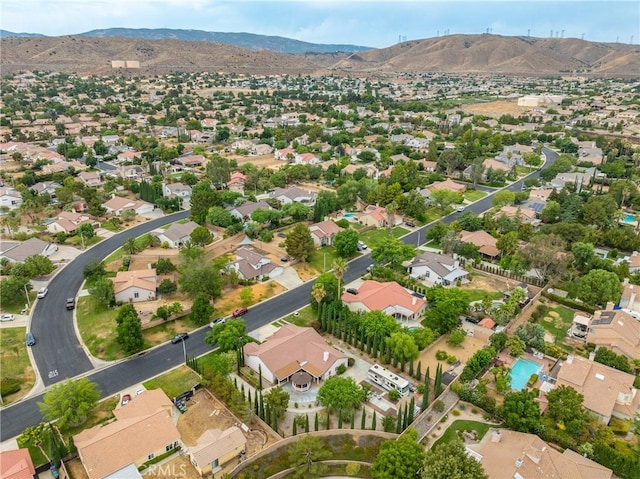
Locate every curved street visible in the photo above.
<box><xmin>0</xmin><ymin>148</ymin><xmax>559</xmax><ymax>441</ymax></box>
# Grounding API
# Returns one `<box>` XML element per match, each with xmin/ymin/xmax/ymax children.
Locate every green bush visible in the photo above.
<box><xmin>434</xmin><ymin>399</ymin><xmax>445</xmax><ymax>412</ymax></box>
<box><xmin>336</xmin><ymin>364</ymin><xmax>347</xmax><ymax>375</ymax></box>
<box><xmin>541</xmin><ymin>290</ymin><xmax>596</xmax><ymax>314</ymax></box>
<box><xmin>347</xmin><ymin>357</ymin><xmax>355</xmax><ymax>367</ymax></box>
<box><xmin>0</xmin><ymin>377</ymin><xmax>21</xmax><ymax>397</ymax></box>
<box><xmin>435</xmin><ymin>350</ymin><xmax>448</xmax><ymax>360</ymax></box>
<box><xmin>527</xmin><ymin>374</ymin><xmax>538</xmax><ymax>387</ymax></box>
<box><xmin>446</xmin><ymin>355</ymin><xmax>457</xmax><ymax>364</ymax></box>
<box><xmin>388</xmin><ymin>389</ymin><xmax>400</xmax><ymax>401</ymax></box>
<box><xmin>451</xmin><ymin>409</ymin><xmax>461</xmax><ymax>416</ymax></box>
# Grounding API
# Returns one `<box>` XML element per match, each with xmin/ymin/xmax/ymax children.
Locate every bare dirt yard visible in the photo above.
<box><xmin>461</xmin><ymin>271</ymin><xmax>520</xmax><ymax>294</ymax></box>
<box><xmin>459</xmin><ymin>100</ymin><xmax>531</xmax><ymax>118</ymax></box>
<box><xmin>415</xmin><ymin>334</ymin><xmax>487</xmax><ymax>379</ymax></box>
<box><xmin>231</xmin><ymin>153</ymin><xmax>284</xmax><ymax>170</ymax></box>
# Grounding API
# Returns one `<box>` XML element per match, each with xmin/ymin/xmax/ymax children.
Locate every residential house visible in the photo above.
<box><xmin>274</xmin><ymin>147</ymin><xmax>296</xmax><ymax>162</ymax></box>
<box><xmin>356</xmin><ymin>205</ymin><xmax>403</xmax><ymax>228</ymax></box>
<box><xmin>627</xmin><ymin>251</ymin><xmax>640</xmax><ymax>273</ymax></box>
<box><xmin>162</xmin><ymin>182</ymin><xmax>192</xmax><ymax>209</ymax></box>
<box><xmin>577</xmin><ymin>142</ymin><xmax>604</xmax><ymax>165</ymax></box>
<box><xmin>341</xmin><ymin>280</ymin><xmax>426</xmax><ymax>322</ymax></box>
<box><xmin>46</xmin><ymin>211</ymin><xmax>94</xmax><ymax>235</ymax></box>
<box><xmin>295</xmin><ymin>152</ymin><xmax>321</xmax><ymax>165</ymax></box>
<box><xmin>427</xmin><ymin>178</ymin><xmax>466</xmax><ymax>194</ymax></box>
<box><xmin>459</xmin><ymin>230</ymin><xmax>500</xmax><ymax>258</ymax></box>
<box><xmin>271</xmin><ymin>186</ymin><xmax>316</xmax><ymax>206</ymax></box>
<box><xmin>226</xmin><ymin>172</ymin><xmax>247</xmax><ymax>195</ymax></box>
<box><xmin>0</xmin><ymin>448</ymin><xmax>36</xmax><ymax>479</ymax></box>
<box><xmin>0</xmin><ymin>187</ymin><xmax>23</xmax><ymax>210</ymax></box>
<box><xmin>0</xmin><ymin>238</ymin><xmax>57</xmax><ymax>263</ymax></box>
<box><xmin>175</xmin><ymin>155</ymin><xmax>206</xmax><ymax>167</ymax></box>
<box><xmin>529</xmin><ymin>188</ymin><xmax>554</xmax><ymax>203</ymax></box>
<box><xmin>309</xmin><ymin>219</ymin><xmax>344</xmax><ymax>247</ymax></box>
<box><xmin>103</xmin><ymin>196</ymin><xmax>155</xmax><ymax>217</ymax></box>
<box><xmin>228</xmin><ymin>247</ymin><xmax>282</xmax><ymax>281</ymax></box>
<box><xmin>243</xmin><ymin>324</ymin><xmax>347</xmax><ymax>385</ymax></box>
<box><xmin>115</xmin><ymin>151</ymin><xmax>142</xmax><ymax>163</ymax></box>
<box><xmin>188</xmin><ymin>427</ymin><xmax>246</xmax><ymax>477</ymax></box>
<box><xmin>619</xmin><ymin>279</ymin><xmax>640</xmax><ymax>316</ymax></box>
<box><xmin>228</xmin><ymin>201</ymin><xmax>272</xmax><ymax>223</ymax></box>
<box><xmin>571</xmin><ymin>307</ymin><xmax>640</xmax><ymax>361</ymax></box>
<box><xmin>550</xmin><ymin>167</ymin><xmax>600</xmax><ymax>192</ymax></box>
<box><xmin>107</xmin><ymin>165</ymin><xmax>146</xmax><ymax>181</ymax></box>
<box><xmin>415</xmin><ymin>159</ymin><xmax>437</xmax><ymax>172</ymax></box>
<box><xmin>554</xmin><ymin>355</ymin><xmax>639</xmax><ymax>423</ymax></box>
<box><xmin>495</xmin><ymin>205</ymin><xmax>540</xmax><ymax>227</ymax></box>
<box><xmin>112</xmin><ymin>269</ymin><xmax>157</xmax><ymax>303</ymax></box>
<box><xmin>30</xmin><ymin>181</ymin><xmax>61</xmax><ymax>197</ymax></box>
<box><xmin>468</xmin><ymin>428</ymin><xmax>612</xmax><ymax>479</ymax></box>
<box><xmin>74</xmin><ymin>389</ymin><xmax>181</xmax><ymax>479</ymax></box>
<box><xmin>77</xmin><ymin>171</ymin><xmax>103</xmax><ymax>188</ymax></box>
<box><xmin>406</xmin><ymin>251</ymin><xmax>469</xmax><ymax>286</ymax></box>
<box><xmin>155</xmin><ymin>221</ymin><xmax>199</xmax><ymax>248</ymax></box>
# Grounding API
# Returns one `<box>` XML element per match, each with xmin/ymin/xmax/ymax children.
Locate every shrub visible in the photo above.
<box><xmin>446</xmin><ymin>355</ymin><xmax>457</xmax><ymax>364</ymax></box>
<box><xmin>435</xmin><ymin>350</ymin><xmax>448</xmax><ymax>360</ymax></box>
<box><xmin>388</xmin><ymin>389</ymin><xmax>400</xmax><ymax>401</ymax></box>
<box><xmin>527</xmin><ymin>374</ymin><xmax>538</xmax><ymax>387</ymax></box>
<box><xmin>434</xmin><ymin>400</ymin><xmax>445</xmax><ymax>412</ymax></box>
<box><xmin>347</xmin><ymin>357</ymin><xmax>355</xmax><ymax>367</ymax></box>
<box><xmin>336</xmin><ymin>364</ymin><xmax>347</xmax><ymax>375</ymax></box>
<box><xmin>335</xmin><ymin>219</ymin><xmax>350</xmax><ymax>229</ymax></box>
<box><xmin>452</xmin><ymin>409</ymin><xmax>461</xmax><ymax>416</ymax></box>
<box><xmin>0</xmin><ymin>377</ymin><xmax>21</xmax><ymax>397</ymax></box>
<box><xmin>345</xmin><ymin>462</ymin><xmax>361</xmax><ymax>476</ymax></box>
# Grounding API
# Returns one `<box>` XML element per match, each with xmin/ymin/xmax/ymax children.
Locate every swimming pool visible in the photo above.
<box><xmin>509</xmin><ymin>358</ymin><xmax>542</xmax><ymax>391</ymax></box>
<box><xmin>623</xmin><ymin>214</ymin><xmax>636</xmax><ymax>223</ymax></box>
<box><xmin>343</xmin><ymin>212</ymin><xmax>357</xmax><ymax>218</ymax></box>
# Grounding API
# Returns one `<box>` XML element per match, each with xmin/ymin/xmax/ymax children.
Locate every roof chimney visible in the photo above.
<box><xmin>491</xmin><ymin>430</ymin><xmax>501</xmax><ymax>443</ymax></box>
<box><xmin>605</xmin><ymin>302</ymin><xmax>615</xmax><ymax>311</ymax></box>
<box><xmin>566</xmin><ymin>355</ymin><xmax>574</xmax><ymax>364</ymax></box>
<box><xmin>412</xmin><ymin>296</ymin><xmax>417</xmax><ymax>305</ymax></box>
<box><xmin>323</xmin><ymin>351</ymin><xmax>329</xmax><ymax>362</ymax></box>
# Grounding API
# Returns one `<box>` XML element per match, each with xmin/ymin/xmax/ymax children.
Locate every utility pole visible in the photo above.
<box><xmin>24</xmin><ymin>284</ymin><xmax>31</xmax><ymax>308</ymax></box>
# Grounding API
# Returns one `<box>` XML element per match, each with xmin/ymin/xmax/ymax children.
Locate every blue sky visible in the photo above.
<box><xmin>2</xmin><ymin>0</ymin><xmax>638</xmax><ymax>48</ymax></box>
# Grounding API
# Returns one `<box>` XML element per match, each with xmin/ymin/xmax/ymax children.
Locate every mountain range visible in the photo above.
<box><xmin>1</xmin><ymin>30</ymin><xmax>639</xmax><ymax>77</ymax></box>
<box><xmin>0</xmin><ymin>28</ymin><xmax>371</xmax><ymax>54</ymax></box>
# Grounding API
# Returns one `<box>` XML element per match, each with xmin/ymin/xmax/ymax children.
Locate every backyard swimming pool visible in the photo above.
<box><xmin>509</xmin><ymin>358</ymin><xmax>542</xmax><ymax>391</ymax></box>
<box><xmin>623</xmin><ymin>214</ymin><xmax>636</xmax><ymax>223</ymax></box>
<box><xmin>343</xmin><ymin>212</ymin><xmax>357</xmax><ymax>218</ymax></box>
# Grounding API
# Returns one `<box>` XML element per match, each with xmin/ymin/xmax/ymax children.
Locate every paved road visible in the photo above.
<box><xmin>0</xmin><ymin>147</ymin><xmax>559</xmax><ymax>441</ymax></box>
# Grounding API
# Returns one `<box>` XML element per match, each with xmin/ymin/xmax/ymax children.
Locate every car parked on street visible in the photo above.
<box><xmin>232</xmin><ymin>307</ymin><xmax>249</xmax><ymax>317</ymax></box>
<box><xmin>37</xmin><ymin>287</ymin><xmax>48</xmax><ymax>299</ymax></box>
<box><xmin>66</xmin><ymin>298</ymin><xmax>75</xmax><ymax>310</ymax></box>
<box><xmin>0</xmin><ymin>314</ymin><xmax>15</xmax><ymax>322</ymax></box>
<box><xmin>171</xmin><ymin>332</ymin><xmax>189</xmax><ymax>344</ymax></box>
<box><xmin>209</xmin><ymin>317</ymin><xmax>226</xmax><ymax>328</ymax></box>
<box><xmin>26</xmin><ymin>332</ymin><xmax>36</xmax><ymax>346</ymax></box>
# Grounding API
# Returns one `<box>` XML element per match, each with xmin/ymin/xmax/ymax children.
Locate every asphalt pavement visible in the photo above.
<box><xmin>0</xmin><ymin>147</ymin><xmax>559</xmax><ymax>441</ymax></box>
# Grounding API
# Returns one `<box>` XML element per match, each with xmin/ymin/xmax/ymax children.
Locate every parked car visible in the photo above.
<box><xmin>346</xmin><ymin>288</ymin><xmax>359</xmax><ymax>295</ymax></box>
<box><xmin>456</xmin><ymin>205</ymin><xmax>465</xmax><ymax>212</ymax></box>
<box><xmin>277</xmin><ymin>232</ymin><xmax>286</xmax><ymax>238</ymax></box>
<box><xmin>121</xmin><ymin>394</ymin><xmax>131</xmax><ymax>405</ymax></box>
<box><xmin>0</xmin><ymin>314</ymin><xmax>15</xmax><ymax>322</ymax></box>
<box><xmin>26</xmin><ymin>332</ymin><xmax>36</xmax><ymax>346</ymax></box>
<box><xmin>36</xmin><ymin>287</ymin><xmax>48</xmax><ymax>299</ymax></box>
<box><xmin>280</xmin><ymin>257</ymin><xmax>289</xmax><ymax>262</ymax></box>
<box><xmin>366</xmin><ymin>264</ymin><xmax>374</xmax><ymax>272</ymax></box>
<box><xmin>232</xmin><ymin>307</ymin><xmax>249</xmax><ymax>317</ymax></box>
<box><xmin>171</xmin><ymin>332</ymin><xmax>189</xmax><ymax>344</ymax></box>
<box><xmin>209</xmin><ymin>317</ymin><xmax>226</xmax><ymax>328</ymax></box>
<box><xmin>65</xmin><ymin>298</ymin><xmax>75</xmax><ymax>310</ymax></box>
<box><xmin>405</xmin><ymin>221</ymin><xmax>416</xmax><ymax>227</ymax></box>
<box><xmin>357</xmin><ymin>241</ymin><xmax>368</xmax><ymax>250</ymax></box>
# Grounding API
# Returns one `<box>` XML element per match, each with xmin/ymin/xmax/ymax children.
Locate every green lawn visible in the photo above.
<box><xmin>0</xmin><ymin>291</ymin><xmax>36</xmax><ymax>314</ymax></box>
<box><xmin>76</xmin><ymin>296</ymin><xmax>127</xmax><ymax>360</ymax></box>
<box><xmin>0</xmin><ymin>326</ymin><xmax>35</xmax><ymax>403</ymax></box>
<box><xmin>284</xmin><ymin>304</ymin><xmax>317</xmax><ymax>327</ymax></box>
<box><xmin>309</xmin><ymin>246</ymin><xmax>340</xmax><ymax>273</ymax></box>
<box><xmin>461</xmin><ymin>289</ymin><xmax>504</xmax><ymax>303</ymax></box>
<box><xmin>539</xmin><ymin>305</ymin><xmax>575</xmax><ymax>342</ymax></box>
<box><xmin>104</xmin><ymin>246</ymin><xmax>125</xmax><ymax>264</ymax></box>
<box><xmin>143</xmin><ymin>366</ymin><xmax>201</xmax><ymax>399</ymax></box>
<box><xmin>433</xmin><ymin>420</ymin><xmax>493</xmax><ymax>448</ymax></box>
<box><xmin>463</xmin><ymin>189</ymin><xmax>487</xmax><ymax>202</ymax></box>
<box><xmin>66</xmin><ymin>235</ymin><xmax>103</xmax><ymax>248</ymax></box>
<box><xmin>359</xmin><ymin>227</ymin><xmax>410</xmax><ymax>249</ymax></box>
<box><xmin>423</xmin><ymin>209</ymin><xmax>446</xmax><ymax>223</ymax></box>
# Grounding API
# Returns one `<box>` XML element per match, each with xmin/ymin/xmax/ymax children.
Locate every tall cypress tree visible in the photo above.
<box><xmin>416</xmin><ymin>361</ymin><xmax>422</xmax><ymax>381</ymax></box>
<box><xmin>258</xmin><ymin>364</ymin><xmax>263</xmax><ymax>390</ymax></box>
<box><xmin>408</xmin><ymin>397</ymin><xmax>415</xmax><ymax>425</ymax></box>
<box><xmin>395</xmin><ymin>406</ymin><xmax>403</xmax><ymax>433</ymax></box>
<box><xmin>314</xmin><ymin>412</ymin><xmax>319</xmax><ymax>432</ymax></box>
<box><xmin>292</xmin><ymin>420</ymin><xmax>297</xmax><ymax>436</ymax></box>
<box><xmin>409</xmin><ymin>360</ymin><xmax>414</xmax><ymax>376</ymax></box>
<box><xmin>305</xmin><ymin>414</ymin><xmax>309</xmax><ymax>433</ymax></box>
<box><xmin>326</xmin><ymin>413</ymin><xmax>330</xmax><ymax>430</ymax></box>
<box><xmin>360</xmin><ymin>409</ymin><xmax>366</xmax><ymax>429</ymax></box>
<box><xmin>371</xmin><ymin>411</ymin><xmax>377</xmax><ymax>430</ymax></box>
<box><xmin>350</xmin><ymin>413</ymin><xmax>355</xmax><ymax>429</ymax></box>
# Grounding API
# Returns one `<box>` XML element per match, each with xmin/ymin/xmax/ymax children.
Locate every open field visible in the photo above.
<box><xmin>459</xmin><ymin>100</ymin><xmax>531</xmax><ymax>117</ymax></box>
<box><xmin>415</xmin><ymin>334</ymin><xmax>486</xmax><ymax>380</ymax></box>
<box><xmin>143</xmin><ymin>366</ymin><xmax>201</xmax><ymax>400</ymax></box>
<box><xmin>0</xmin><ymin>326</ymin><xmax>35</xmax><ymax>404</ymax></box>
<box><xmin>359</xmin><ymin>226</ymin><xmax>409</xmax><ymax>249</ymax></box>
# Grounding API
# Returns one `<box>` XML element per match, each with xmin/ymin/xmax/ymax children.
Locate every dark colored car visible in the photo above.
<box><xmin>26</xmin><ymin>332</ymin><xmax>36</xmax><ymax>346</ymax></box>
<box><xmin>346</xmin><ymin>288</ymin><xmax>359</xmax><ymax>295</ymax></box>
<box><xmin>171</xmin><ymin>332</ymin><xmax>189</xmax><ymax>344</ymax></box>
<box><xmin>232</xmin><ymin>307</ymin><xmax>249</xmax><ymax>317</ymax></box>
<box><xmin>405</xmin><ymin>221</ymin><xmax>416</xmax><ymax>227</ymax></box>
<box><xmin>66</xmin><ymin>298</ymin><xmax>75</xmax><ymax>310</ymax></box>
<box><xmin>280</xmin><ymin>257</ymin><xmax>289</xmax><ymax>262</ymax></box>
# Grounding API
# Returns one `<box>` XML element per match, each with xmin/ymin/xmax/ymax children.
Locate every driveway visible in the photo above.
<box><xmin>273</xmin><ymin>265</ymin><xmax>303</xmax><ymax>290</ymax></box>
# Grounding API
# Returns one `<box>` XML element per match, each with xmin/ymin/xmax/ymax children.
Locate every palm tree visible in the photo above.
<box><xmin>331</xmin><ymin>257</ymin><xmax>348</xmax><ymax>297</ymax></box>
<box><xmin>311</xmin><ymin>283</ymin><xmax>326</xmax><ymax>305</ymax></box>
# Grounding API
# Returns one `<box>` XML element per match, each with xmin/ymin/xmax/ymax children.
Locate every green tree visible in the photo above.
<box><xmin>312</xmin><ymin>272</ymin><xmax>339</xmax><ymax>304</ymax></box>
<box><xmin>519</xmin><ymin>233</ymin><xmax>566</xmax><ymax>281</ymax></box>
<box><xmin>190</xmin><ymin>182</ymin><xmax>221</xmax><ymax>224</ymax></box>
<box><xmin>576</xmin><ymin>269</ymin><xmax>622</xmax><ymax>305</ymax></box>
<box><xmin>178</xmin><ymin>259</ymin><xmax>223</xmax><ymax>299</ymax></box>
<box><xmin>206</xmin><ymin>206</ymin><xmax>237</xmax><ymax>227</ymax></box>
<box><xmin>82</xmin><ymin>259</ymin><xmax>105</xmax><ymax>279</ymax></box>
<box><xmin>502</xmin><ymin>390</ymin><xmax>542</xmax><ymax>433</ymax></box>
<box><xmin>123</xmin><ymin>237</ymin><xmax>141</xmax><ymax>255</ymax></box>
<box><xmin>191</xmin><ymin>293</ymin><xmax>214</xmax><ymax>325</ymax></box>
<box><xmin>571</xmin><ymin>242</ymin><xmax>596</xmax><ymax>271</ymax></box>
<box><xmin>21</xmin><ymin>255</ymin><xmax>55</xmax><ymax>277</ymax></box>
<box><xmin>446</xmin><ymin>328</ymin><xmax>467</xmax><ymax>347</ymax></box>
<box><xmin>423</xmin><ymin>438</ymin><xmax>488</xmax><ymax>479</ymax></box>
<box><xmin>0</xmin><ymin>276</ymin><xmax>32</xmax><ymax>305</ymax></box>
<box><xmin>546</xmin><ymin>385</ymin><xmax>590</xmax><ymax>436</ymax></box>
<box><xmin>423</xmin><ymin>287</ymin><xmax>469</xmax><ymax>334</ymax></box>
<box><xmin>496</xmin><ymin>231</ymin><xmax>519</xmax><ymax>257</ymax></box>
<box><xmin>492</xmin><ymin>190</ymin><xmax>516</xmax><ymax>208</ymax></box>
<box><xmin>190</xmin><ymin>225</ymin><xmax>213</xmax><ymax>246</ymax></box>
<box><xmin>286</xmin><ymin>435</ymin><xmax>331</xmax><ymax>478</ymax></box>
<box><xmin>431</xmin><ymin>189</ymin><xmax>464</xmax><ymax>210</ymax></box>
<box><xmin>540</xmin><ymin>200</ymin><xmax>562</xmax><ymax>223</ymax></box>
<box><xmin>505</xmin><ymin>335</ymin><xmax>526</xmax><ymax>357</ymax></box>
<box><xmin>38</xmin><ymin>378</ymin><xmax>100</xmax><ymax>429</ymax></box>
<box><xmin>313</xmin><ymin>190</ymin><xmax>340</xmax><ymax>222</ymax></box>
<box><xmin>360</xmin><ymin>310</ymin><xmax>400</xmax><ymax>341</ymax></box>
<box><xmin>460</xmin><ymin>348</ymin><xmax>495</xmax><ymax>381</ymax></box>
<box><xmin>263</xmin><ymin>386</ymin><xmax>290</xmax><ymax>419</ymax></box>
<box><xmin>331</xmin><ymin>257</ymin><xmax>348</xmax><ymax>296</ymax></box>
<box><xmin>371</xmin><ymin>428</ymin><xmax>426</xmax><ymax>479</ymax></box>
<box><xmin>88</xmin><ymin>277</ymin><xmax>114</xmax><ymax>307</ymax></box>
<box><xmin>386</xmin><ymin>332</ymin><xmax>419</xmax><ymax>370</ymax></box>
<box><xmin>594</xmin><ymin>347</ymin><xmax>633</xmax><ymax>374</ymax></box>
<box><xmin>333</xmin><ymin>229</ymin><xmax>359</xmax><ymax>257</ymax></box>
<box><xmin>157</xmin><ymin>278</ymin><xmax>177</xmax><ymax>295</ymax></box>
<box><xmin>115</xmin><ymin>305</ymin><xmax>144</xmax><ymax>353</ymax></box>
<box><xmin>371</xmin><ymin>236</ymin><xmax>414</xmax><ymax>268</ymax></box>
<box><xmin>205</xmin><ymin>318</ymin><xmax>246</xmax><ymax>352</ymax></box>
<box><xmin>317</xmin><ymin>376</ymin><xmax>367</xmax><ymax>417</ymax></box>
<box><xmin>284</xmin><ymin>223</ymin><xmax>315</xmax><ymax>262</ymax></box>
<box><xmin>240</xmin><ymin>287</ymin><xmax>253</xmax><ymax>306</ymax></box>
<box><xmin>514</xmin><ymin>323</ymin><xmax>545</xmax><ymax>351</ymax></box>
<box><xmin>582</xmin><ymin>195</ymin><xmax>621</xmax><ymax>231</ymax></box>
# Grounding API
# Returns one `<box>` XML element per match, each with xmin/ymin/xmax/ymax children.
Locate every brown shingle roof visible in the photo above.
<box><xmin>341</xmin><ymin>280</ymin><xmax>426</xmax><ymax>316</ymax></box>
<box><xmin>112</xmin><ymin>269</ymin><xmax>157</xmax><ymax>294</ymax></box>
<box><xmin>0</xmin><ymin>449</ymin><xmax>36</xmax><ymax>479</ymax></box>
<box><xmin>189</xmin><ymin>427</ymin><xmax>246</xmax><ymax>469</ymax></box>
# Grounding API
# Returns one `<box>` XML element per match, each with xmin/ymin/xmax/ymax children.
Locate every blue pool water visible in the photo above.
<box><xmin>623</xmin><ymin>214</ymin><xmax>636</xmax><ymax>223</ymax></box>
<box><xmin>509</xmin><ymin>359</ymin><xmax>542</xmax><ymax>391</ymax></box>
<box><xmin>343</xmin><ymin>212</ymin><xmax>356</xmax><ymax>218</ymax></box>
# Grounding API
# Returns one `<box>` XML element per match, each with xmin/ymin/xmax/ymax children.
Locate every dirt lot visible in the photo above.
<box><xmin>461</xmin><ymin>272</ymin><xmax>521</xmax><ymax>294</ymax></box>
<box><xmin>459</xmin><ymin>100</ymin><xmax>532</xmax><ymax>118</ymax></box>
<box><xmin>214</xmin><ymin>281</ymin><xmax>285</xmax><ymax>316</ymax></box>
<box><xmin>230</xmin><ymin>153</ymin><xmax>284</xmax><ymax>170</ymax></box>
<box><xmin>65</xmin><ymin>458</ymin><xmax>89</xmax><ymax>479</ymax></box>
<box><xmin>415</xmin><ymin>334</ymin><xmax>487</xmax><ymax>379</ymax></box>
